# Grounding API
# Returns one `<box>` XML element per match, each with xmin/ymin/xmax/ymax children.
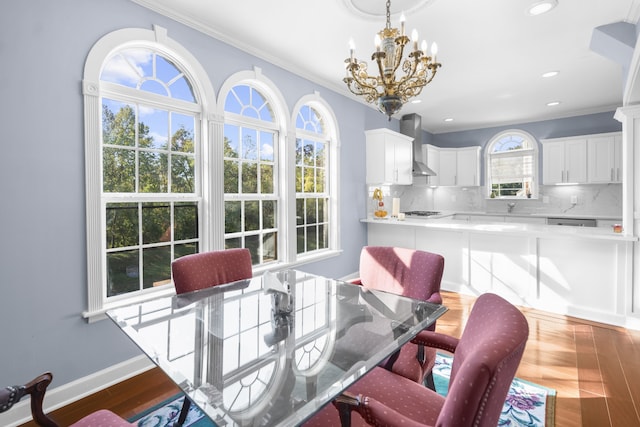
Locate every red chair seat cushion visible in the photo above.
<box><xmin>303</xmin><ymin>366</ymin><xmax>445</xmax><ymax>426</ymax></box>
<box><xmin>70</xmin><ymin>409</ymin><xmax>133</xmax><ymax>426</ymax></box>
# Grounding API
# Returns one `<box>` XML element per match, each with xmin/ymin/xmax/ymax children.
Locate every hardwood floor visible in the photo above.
<box><xmin>19</xmin><ymin>291</ymin><xmax>640</xmax><ymax>426</ymax></box>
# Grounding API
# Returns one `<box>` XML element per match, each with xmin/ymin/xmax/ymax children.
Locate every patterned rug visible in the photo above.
<box><xmin>132</xmin><ymin>354</ymin><xmax>556</xmax><ymax>427</ymax></box>
<box><xmin>433</xmin><ymin>353</ymin><xmax>556</xmax><ymax>426</ymax></box>
<box><xmin>130</xmin><ymin>395</ymin><xmax>214</xmax><ymax>427</ymax></box>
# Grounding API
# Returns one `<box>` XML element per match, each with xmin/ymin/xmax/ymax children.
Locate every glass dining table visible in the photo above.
<box><xmin>107</xmin><ymin>269</ymin><xmax>447</xmax><ymax>426</ymax></box>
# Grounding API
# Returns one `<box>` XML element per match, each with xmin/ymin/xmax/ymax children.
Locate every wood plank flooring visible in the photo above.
<box><xmin>18</xmin><ymin>291</ymin><xmax>640</xmax><ymax>426</ymax></box>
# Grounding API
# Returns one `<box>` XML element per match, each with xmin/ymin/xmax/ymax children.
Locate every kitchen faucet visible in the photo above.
<box><xmin>507</xmin><ymin>202</ymin><xmax>516</xmax><ymax>213</ymax></box>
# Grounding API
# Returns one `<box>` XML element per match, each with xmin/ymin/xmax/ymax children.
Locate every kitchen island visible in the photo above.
<box><xmin>363</xmin><ymin>216</ymin><xmax>637</xmax><ymax>328</ymax></box>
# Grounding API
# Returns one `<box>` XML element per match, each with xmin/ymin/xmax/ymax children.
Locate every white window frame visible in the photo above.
<box><xmin>292</xmin><ymin>94</ymin><xmax>340</xmax><ymax>260</ymax></box>
<box><xmin>83</xmin><ymin>30</ymin><xmax>341</xmax><ymax>322</ymax></box>
<box><xmin>82</xmin><ymin>26</ymin><xmax>216</xmax><ymax>321</ymax></box>
<box><xmin>484</xmin><ymin>129</ymin><xmax>539</xmax><ymax>199</ymax></box>
<box><xmin>218</xmin><ymin>74</ymin><xmax>341</xmax><ymax>272</ymax></box>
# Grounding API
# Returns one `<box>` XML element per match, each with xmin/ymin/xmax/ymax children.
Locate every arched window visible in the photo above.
<box><xmin>83</xmin><ymin>26</ymin><xmax>215</xmax><ymax>318</ymax></box>
<box><xmin>485</xmin><ymin>130</ymin><xmax>538</xmax><ymax>199</ymax></box>
<box><xmin>292</xmin><ymin>93</ymin><xmax>339</xmax><ymax>260</ymax></box>
<box><xmin>84</xmin><ymin>32</ymin><xmax>341</xmax><ymax>320</ymax></box>
<box><xmin>295</xmin><ymin>105</ymin><xmax>329</xmax><ymax>254</ymax></box>
<box><xmin>222</xmin><ymin>75</ymin><xmax>283</xmax><ymax>266</ymax></box>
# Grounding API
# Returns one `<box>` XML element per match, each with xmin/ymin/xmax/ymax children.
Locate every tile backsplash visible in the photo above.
<box><xmin>387</xmin><ymin>183</ymin><xmax>622</xmax><ymax>218</ymax></box>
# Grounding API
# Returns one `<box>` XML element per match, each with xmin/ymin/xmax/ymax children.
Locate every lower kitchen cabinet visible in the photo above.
<box><xmin>366</xmin><ymin>221</ymin><xmax>632</xmax><ymax>326</ymax></box>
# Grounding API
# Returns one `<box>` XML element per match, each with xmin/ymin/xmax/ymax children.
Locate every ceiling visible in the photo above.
<box><xmin>130</xmin><ymin>0</ymin><xmax>640</xmax><ymax>133</ymax></box>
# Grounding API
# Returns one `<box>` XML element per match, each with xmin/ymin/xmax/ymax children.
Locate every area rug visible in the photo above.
<box><xmin>129</xmin><ymin>395</ymin><xmax>214</xmax><ymax>427</ymax></box>
<box><xmin>433</xmin><ymin>353</ymin><xmax>556</xmax><ymax>427</ymax></box>
<box><xmin>132</xmin><ymin>355</ymin><xmax>556</xmax><ymax>427</ymax></box>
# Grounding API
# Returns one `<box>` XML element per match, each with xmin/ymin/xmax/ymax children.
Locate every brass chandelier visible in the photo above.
<box><xmin>344</xmin><ymin>0</ymin><xmax>441</xmax><ymax>119</ymax></box>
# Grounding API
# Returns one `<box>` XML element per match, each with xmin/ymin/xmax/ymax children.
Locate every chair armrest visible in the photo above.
<box><xmin>410</xmin><ymin>330</ymin><xmax>460</xmax><ymax>353</ymax></box>
<box><xmin>340</xmin><ymin>394</ymin><xmax>427</xmax><ymax>427</ymax></box>
<box><xmin>25</xmin><ymin>373</ymin><xmax>58</xmax><ymax>427</ymax></box>
<box><xmin>426</xmin><ymin>291</ymin><xmax>442</xmax><ymax>305</ymax></box>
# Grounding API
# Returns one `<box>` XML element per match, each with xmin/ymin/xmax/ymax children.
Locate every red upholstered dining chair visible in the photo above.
<box><xmin>171</xmin><ymin>248</ymin><xmax>253</xmax><ymax>294</ymax></box>
<box><xmin>0</xmin><ymin>372</ymin><xmax>132</xmax><ymax>426</ymax></box>
<box><xmin>304</xmin><ymin>293</ymin><xmax>529</xmax><ymax>427</ymax></box>
<box><xmin>170</xmin><ymin>248</ymin><xmax>253</xmax><ymax>425</ymax></box>
<box><xmin>348</xmin><ymin>246</ymin><xmax>444</xmax><ymax>387</ymax></box>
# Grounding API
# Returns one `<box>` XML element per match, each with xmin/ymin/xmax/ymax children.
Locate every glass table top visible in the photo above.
<box><xmin>107</xmin><ymin>269</ymin><xmax>447</xmax><ymax>426</ymax></box>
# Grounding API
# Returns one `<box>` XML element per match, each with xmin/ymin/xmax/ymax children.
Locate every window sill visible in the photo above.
<box><xmin>83</xmin><ymin>249</ymin><xmax>343</xmax><ymax>323</ymax></box>
<box><xmin>82</xmin><ymin>287</ymin><xmax>177</xmax><ymax>323</ymax></box>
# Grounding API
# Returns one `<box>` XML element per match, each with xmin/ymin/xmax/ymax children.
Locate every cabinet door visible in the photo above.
<box><xmin>365</xmin><ymin>129</ymin><xmax>413</xmax><ymax>185</ymax></box>
<box><xmin>614</xmin><ymin>134</ymin><xmax>622</xmax><ymax>182</ymax></box>
<box><xmin>588</xmin><ymin>136</ymin><xmax>616</xmax><ymax>183</ymax></box>
<box><xmin>425</xmin><ymin>145</ymin><xmax>440</xmax><ymax>186</ymax></box>
<box><xmin>564</xmin><ymin>139</ymin><xmax>587</xmax><ymax>183</ymax></box>
<box><xmin>394</xmin><ymin>138</ymin><xmax>413</xmax><ymax>184</ymax></box>
<box><xmin>457</xmin><ymin>148</ymin><xmax>480</xmax><ymax>186</ymax></box>
<box><xmin>438</xmin><ymin>150</ymin><xmax>457</xmax><ymax>185</ymax></box>
<box><xmin>543</xmin><ymin>142</ymin><xmax>565</xmax><ymax>184</ymax></box>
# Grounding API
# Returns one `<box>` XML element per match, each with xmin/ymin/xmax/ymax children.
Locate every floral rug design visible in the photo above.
<box><xmin>130</xmin><ymin>395</ymin><xmax>213</xmax><ymax>427</ymax></box>
<box><xmin>132</xmin><ymin>354</ymin><xmax>556</xmax><ymax>427</ymax></box>
<box><xmin>433</xmin><ymin>353</ymin><xmax>556</xmax><ymax>426</ymax></box>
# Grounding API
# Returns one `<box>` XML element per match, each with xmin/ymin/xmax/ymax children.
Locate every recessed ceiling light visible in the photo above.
<box><xmin>546</xmin><ymin>101</ymin><xmax>561</xmax><ymax>106</ymax></box>
<box><xmin>542</xmin><ymin>71</ymin><xmax>559</xmax><ymax>78</ymax></box>
<box><xmin>527</xmin><ymin>0</ymin><xmax>558</xmax><ymax>16</ymax></box>
<box><xmin>411</xmin><ymin>99</ymin><xmax>422</xmax><ymax>104</ymax></box>
<box><xmin>443</xmin><ymin>118</ymin><xmax>454</xmax><ymax>122</ymax></box>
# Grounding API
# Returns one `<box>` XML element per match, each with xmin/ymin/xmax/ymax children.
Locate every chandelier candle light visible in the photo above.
<box><xmin>344</xmin><ymin>0</ymin><xmax>441</xmax><ymax>119</ymax></box>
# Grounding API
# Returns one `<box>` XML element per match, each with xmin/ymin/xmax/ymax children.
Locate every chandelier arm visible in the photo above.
<box><xmin>349</xmin><ymin>66</ymin><xmax>382</xmax><ymax>96</ymax></box>
<box><xmin>394</xmin><ymin>57</ymin><xmax>421</xmax><ymax>89</ymax></box>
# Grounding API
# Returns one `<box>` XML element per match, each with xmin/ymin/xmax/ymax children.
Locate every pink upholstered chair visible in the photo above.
<box><xmin>304</xmin><ymin>293</ymin><xmax>529</xmax><ymax>427</ymax></box>
<box><xmin>170</xmin><ymin>248</ymin><xmax>253</xmax><ymax>425</ymax></box>
<box><xmin>171</xmin><ymin>248</ymin><xmax>253</xmax><ymax>294</ymax></box>
<box><xmin>0</xmin><ymin>372</ymin><xmax>132</xmax><ymax>426</ymax></box>
<box><xmin>349</xmin><ymin>246</ymin><xmax>444</xmax><ymax>387</ymax></box>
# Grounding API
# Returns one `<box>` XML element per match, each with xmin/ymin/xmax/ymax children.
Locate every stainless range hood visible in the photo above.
<box><xmin>400</xmin><ymin>113</ymin><xmax>437</xmax><ymax>176</ymax></box>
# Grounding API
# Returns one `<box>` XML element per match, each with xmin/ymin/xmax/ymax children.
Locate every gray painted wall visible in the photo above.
<box><xmin>0</xmin><ymin>0</ymin><xmax>625</xmax><ymax>390</ymax></box>
<box><xmin>0</xmin><ymin>0</ymin><xmax>388</xmax><ymax>388</ymax></box>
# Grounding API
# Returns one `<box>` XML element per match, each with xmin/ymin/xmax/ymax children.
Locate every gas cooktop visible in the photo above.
<box><xmin>404</xmin><ymin>210</ymin><xmax>441</xmax><ymax>217</ymax></box>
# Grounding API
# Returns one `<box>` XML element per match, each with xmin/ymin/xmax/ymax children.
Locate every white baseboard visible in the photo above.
<box><xmin>0</xmin><ymin>355</ymin><xmax>154</xmax><ymax>427</ymax></box>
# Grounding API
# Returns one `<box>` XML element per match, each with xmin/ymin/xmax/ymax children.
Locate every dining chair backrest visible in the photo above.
<box><xmin>354</xmin><ymin>246</ymin><xmax>445</xmax><ymax>385</ymax></box>
<box><xmin>358</xmin><ymin>246</ymin><xmax>444</xmax><ymax>305</ymax></box>
<box><xmin>438</xmin><ymin>293</ymin><xmax>529</xmax><ymax>426</ymax></box>
<box><xmin>171</xmin><ymin>248</ymin><xmax>252</xmax><ymax>294</ymax></box>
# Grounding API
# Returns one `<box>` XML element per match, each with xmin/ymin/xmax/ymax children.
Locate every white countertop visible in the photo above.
<box><xmin>451</xmin><ymin>211</ymin><xmax>622</xmax><ymax>220</ymax></box>
<box><xmin>362</xmin><ymin>216</ymin><xmax>636</xmax><ymax>242</ymax></box>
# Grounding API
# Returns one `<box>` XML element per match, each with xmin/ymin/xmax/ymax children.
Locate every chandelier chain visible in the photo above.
<box><xmin>386</xmin><ymin>0</ymin><xmax>391</xmax><ymax>29</ymax></box>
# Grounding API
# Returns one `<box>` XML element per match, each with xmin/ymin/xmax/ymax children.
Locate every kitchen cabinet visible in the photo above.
<box><xmin>431</xmin><ymin>146</ymin><xmax>481</xmax><ymax>186</ymax></box>
<box><xmin>422</xmin><ymin>144</ymin><xmax>440</xmax><ymax>186</ymax></box>
<box><xmin>588</xmin><ymin>133</ymin><xmax>622</xmax><ymax>183</ymax></box>
<box><xmin>542</xmin><ymin>137</ymin><xmax>587</xmax><ymax>184</ymax></box>
<box><xmin>366</xmin><ymin>220</ymin><xmax>632</xmax><ymax>327</ymax></box>
<box><xmin>365</xmin><ymin>128</ymin><xmax>413</xmax><ymax>185</ymax></box>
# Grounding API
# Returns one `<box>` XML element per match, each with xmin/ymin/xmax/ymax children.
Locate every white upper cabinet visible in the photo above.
<box><xmin>588</xmin><ymin>133</ymin><xmax>622</xmax><ymax>183</ymax></box>
<box><xmin>542</xmin><ymin>138</ymin><xmax>587</xmax><ymax>184</ymax></box>
<box><xmin>423</xmin><ymin>144</ymin><xmax>440</xmax><ymax>186</ymax></box>
<box><xmin>438</xmin><ymin>149</ymin><xmax>458</xmax><ymax>186</ymax></box>
<box><xmin>365</xmin><ymin>128</ymin><xmax>413</xmax><ymax>185</ymax></box>
<box><xmin>543</xmin><ymin>132</ymin><xmax>622</xmax><ymax>185</ymax></box>
<box><xmin>436</xmin><ymin>146</ymin><xmax>481</xmax><ymax>186</ymax></box>
<box><xmin>457</xmin><ymin>147</ymin><xmax>481</xmax><ymax>186</ymax></box>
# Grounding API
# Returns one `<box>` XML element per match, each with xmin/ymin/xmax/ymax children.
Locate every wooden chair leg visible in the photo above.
<box><xmin>333</xmin><ymin>393</ymin><xmax>361</xmax><ymax>427</ymax></box>
<box><xmin>424</xmin><ymin>371</ymin><xmax>436</xmax><ymax>391</ymax></box>
<box><xmin>174</xmin><ymin>397</ymin><xmax>191</xmax><ymax>427</ymax></box>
